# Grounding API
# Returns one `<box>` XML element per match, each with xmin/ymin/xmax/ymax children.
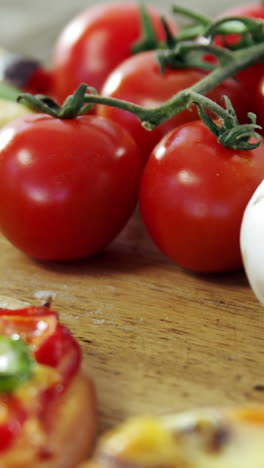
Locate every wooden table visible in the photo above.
<box><xmin>1</xmin><ymin>206</ymin><xmax>264</xmax><ymax>434</ymax></box>
<box><xmin>0</xmin><ymin>0</ymin><xmax>263</xmax><ymax>439</ymax></box>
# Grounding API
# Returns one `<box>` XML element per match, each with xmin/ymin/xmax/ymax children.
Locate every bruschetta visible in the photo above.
<box><xmin>0</xmin><ymin>303</ymin><xmax>96</xmax><ymax>467</ymax></box>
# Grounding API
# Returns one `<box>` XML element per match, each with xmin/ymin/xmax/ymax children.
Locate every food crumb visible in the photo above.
<box><xmin>34</xmin><ymin>290</ymin><xmax>57</xmax><ymax>301</ymax></box>
<box><xmin>254</xmin><ymin>385</ymin><xmax>264</xmax><ymax>391</ymax></box>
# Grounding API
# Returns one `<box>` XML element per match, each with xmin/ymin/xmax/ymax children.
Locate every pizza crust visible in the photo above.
<box><xmin>0</xmin><ymin>372</ymin><xmax>96</xmax><ymax>468</ymax></box>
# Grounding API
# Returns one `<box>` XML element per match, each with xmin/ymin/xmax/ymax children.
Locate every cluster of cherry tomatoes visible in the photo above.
<box><xmin>0</xmin><ymin>1</ymin><xmax>264</xmax><ymax>273</ymax></box>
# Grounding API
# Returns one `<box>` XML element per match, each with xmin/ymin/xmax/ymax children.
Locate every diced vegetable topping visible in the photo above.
<box><xmin>0</xmin><ymin>337</ymin><xmax>34</xmax><ymax>393</ymax></box>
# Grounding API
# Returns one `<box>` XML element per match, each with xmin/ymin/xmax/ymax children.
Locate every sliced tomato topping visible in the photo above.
<box><xmin>0</xmin><ymin>306</ymin><xmax>58</xmax><ymax>351</ymax></box>
<box><xmin>0</xmin><ymin>306</ymin><xmax>57</xmax><ymax>318</ymax></box>
<box><xmin>0</xmin><ymin>306</ymin><xmax>80</xmax><ymax>383</ymax></box>
<box><xmin>35</xmin><ymin>324</ymin><xmax>81</xmax><ymax>429</ymax></box>
<box><xmin>36</xmin><ymin>324</ymin><xmax>81</xmax><ymax>384</ymax></box>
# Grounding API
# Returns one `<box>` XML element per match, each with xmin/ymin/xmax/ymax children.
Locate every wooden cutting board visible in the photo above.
<box><xmin>1</xmin><ymin>207</ymin><xmax>264</xmax><ymax>435</ymax></box>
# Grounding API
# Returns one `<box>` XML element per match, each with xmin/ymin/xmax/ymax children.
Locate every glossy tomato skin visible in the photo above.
<box><xmin>0</xmin><ymin>114</ymin><xmax>142</xmax><ymax>260</ymax></box>
<box><xmin>254</xmin><ymin>76</ymin><xmax>264</xmax><ymax>129</ymax></box>
<box><xmin>97</xmin><ymin>51</ymin><xmax>250</xmax><ymax>163</ymax></box>
<box><xmin>35</xmin><ymin>324</ymin><xmax>81</xmax><ymax>387</ymax></box>
<box><xmin>140</xmin><ymin>120</ymin><xmax>264</xmax><ymax>273</ymax></box>
<box><xmin>51</xmin><ymin>2</ymin><xmax>177</xmax><ymax>102</ymax></box>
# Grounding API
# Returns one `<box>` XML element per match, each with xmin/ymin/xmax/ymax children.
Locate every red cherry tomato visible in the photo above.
<box><xmin>97</xmin><ymin>51</ymin><xmax>250</xmax><ymax>163</ymax></box>
<box><xmin>36</xmin><ymin>324</ymin><xmax>81</xmax><ymax>386</ymax></box>
<box><xmin>0</xmin><ymin>114</ymin><xmax>142</xmax><ymax>260</ymax></box>
<box><xmin>24</xmin><ymin>67</ymin><xmax>53</xmax><ymax>95</ymax></box>
<box><xmin>139</xmin><ymin>120</ymin><xmax>264</xmax><ymax>273</ymax></box>
<box><xmin>51</xmin><ymin>2</ymin><xmax>177</xmax><ymax>102</ymax></box>
<box><xmin>216</xmin><ymin>2</ymin><xmax>264</xmax><ymax>94</ymax></box>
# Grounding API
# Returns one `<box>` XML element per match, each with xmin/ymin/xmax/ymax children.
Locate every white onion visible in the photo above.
<box><xmin>240</xmin><ymin>179</ymin><xmax>264</xmax><ymax>304</ymax></box>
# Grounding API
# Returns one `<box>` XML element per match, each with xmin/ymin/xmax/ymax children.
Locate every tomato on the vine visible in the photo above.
<box><xmin>139</xmin><ymin>120</ymin><xmax>264</xmax><ymax>273</ymax></box>
<box><xmin>97</xmin><ymin>50</ymin><xmax>250</xmax><ymax>163</ymax></box>
<box><xmin>216</xmin><ymin>2</ymin><xmax>264</xmax><ymax>94</ymax></box>
<box><xmin>0</xmin><ymin>113</ymin><xmax>142</xmax><ymax>261</ymax></box>
<box><xmin>51</xmin><ymin>2</ymin><xmax>177</xmax><ymax>102</ymax></box>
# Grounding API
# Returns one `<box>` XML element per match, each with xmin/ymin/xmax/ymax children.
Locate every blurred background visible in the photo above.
<box><xmin>0</xmin><ymin>0</ymin><xmax>249</xmax><ymax>63</ymax></box>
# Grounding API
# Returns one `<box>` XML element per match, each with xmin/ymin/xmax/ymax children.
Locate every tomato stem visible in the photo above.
<box><xmin>156</xmin><ymin>42</ymin><xmax>232</xmax><ymax>72</ymax></box>
<box><xmin>82</xmin><ymin>40</ymin><xmax>264</xmax><ymax>121</ymax></box>
<box><xmin>160</xmin><ymin>16</ymin><xmax>178</xmax><ymax>49</ymax></box>
<box><xmin>188</xmin><ymin>92</ymin><xmax>262</xmax><ymax>149</ymax></box>
<box><xmin>80</xmin><ymin>40</ymin><xmax>264</xmax><ymax>149</ymax></box>
<box><xmin>18</xmin><ymin>84</ymin><xmax>95</xmax><ymax>118</ymax></box>
<box><xmin>17</xmin><ymin>15</ymin><xmax>264</xmax><ymax>150</ymax></box>
<box><xmin>131</xmin><ymin>4</ymin><xmax>161</xmax><ymax>54</ymax></box>
<box><xmin>205</xmin><ymin>16</ymin><xmax>264</xmax><ymax>43</ymax></box>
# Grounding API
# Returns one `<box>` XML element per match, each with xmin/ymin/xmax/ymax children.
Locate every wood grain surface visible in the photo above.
<box><xmin>0</xmin><ymin>0</ymin><xmax>262</xmax><ymax>442</ymax></box>
<box><xmin>1</xmin><ymin>206</ymin><xmax>264</xmax><ymax>435</ymax></box>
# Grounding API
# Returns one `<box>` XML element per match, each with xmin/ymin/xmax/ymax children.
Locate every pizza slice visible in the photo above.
<box><xmin>0</xmin><ymin>304</ymin><xmax>96</xmax><ymax>467</ymax></box>
<box><xmin>80</xmin><ymin>406</ymin><xmax>264</xmax><ymax>468</ymax></box>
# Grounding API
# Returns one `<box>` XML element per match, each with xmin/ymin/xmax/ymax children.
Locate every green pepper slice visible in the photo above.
<box><xmin>0</xmin><ymin>336</ymin><xmax>34</xmax><ymax>393</ymax></box>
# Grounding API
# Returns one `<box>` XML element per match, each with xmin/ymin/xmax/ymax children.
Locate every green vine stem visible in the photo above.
<box><xmin>131</xmin><ymin>4</ymin><xmax>161</xmax><ymax>53</ymax></box>
<box><xmin>156</xmin><ymin>42</ymin><xmax>233</xmax><ymax>72</ymax></box>
<box><xmin>136</xmin><ymin>4</ymin><xmax>264</xmax><ymax>53</ymax></box>
<box><xmin>18</xmin><ymin>38</ymin><xmax>264</xmax><ymax>150</ymax></box>
<box><xmin>18</xmin><ymin>84</ymin><xmax>96</xmax><ymax>118</ymax></box>
<box><xmin>205</xmin><ymin>16</ymin><xmax>264</xmax><ymax>51</ymax></box>
<box><xmin>76</xmin><ymin>41</ymin><xmax>264</xmax><ymax>125</ymax></box>
<box><xmin>190</xmin><ymin>93</ymin><xmax>261</xmax><ymax>150</ymax></box>
<box><xmin>171</xmin><ymin>5</ymin><xmax>211</xmax><ymax>41</ymax></box>
<box><xmin>205</xmin><ymin>16</ymin><xmax>264</xmax><ymax>39</ymax></box>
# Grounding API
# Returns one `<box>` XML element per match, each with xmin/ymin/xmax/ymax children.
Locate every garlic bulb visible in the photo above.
<box><xmin>240</xmin><ymin>179</ymin><xmax>264</xmax><ymax>304</ymax></box>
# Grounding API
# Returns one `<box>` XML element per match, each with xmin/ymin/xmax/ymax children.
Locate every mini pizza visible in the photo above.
<box><xmin>80</xmin><ymin>406</ymin><xmax>264</xmax><ymax>467</ymax></box>
<box><xmin>0</xmin><ymin>303</ymin><xmax>96</xmax><ymax>467</ymax></box>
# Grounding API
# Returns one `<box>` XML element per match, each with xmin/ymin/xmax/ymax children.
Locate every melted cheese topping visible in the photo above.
<box><xmin>16</xmin><ymin>364</ymin><xmax>60</xmax><ymax>411</ymax></box>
